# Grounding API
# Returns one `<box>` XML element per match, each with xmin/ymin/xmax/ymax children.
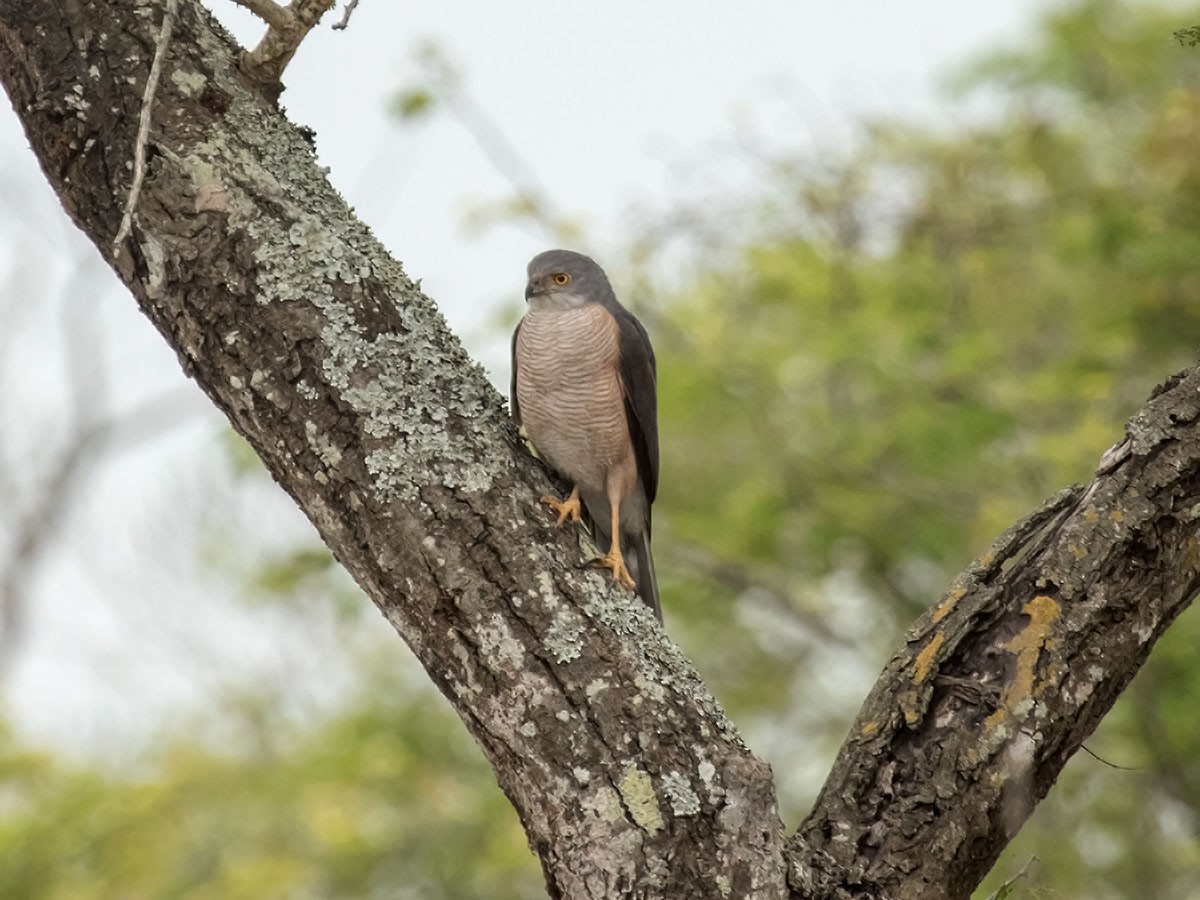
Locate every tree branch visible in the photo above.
<box><xmin>788</xmin><ymin>377</ymin><xmax>1200</xmax><ymax>897</ymax></box>
<box><xmin>0</xmin><ymin>3</ymin><xmax>786</xmax><ymax>896</ymax></box>
<box><xmin>0</xmin><ymin>388</ymin><xmax>200</xmax><ymax>671</ymax></box>
<box><xmin>331</xmin><ymin>0</ymin><xmax>360</xmax><ymax>31</ymax></box>
<box><xmin>233</xmin><ymin>0</ymin><xmax>335</xmax><ymax>94</ymax></box>
<box><xmin>230</xmin><ymin>0</ymin><xmax>292</xmax><ymax>31</ymax></box>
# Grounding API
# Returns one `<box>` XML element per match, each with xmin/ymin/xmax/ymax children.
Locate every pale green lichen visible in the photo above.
<box><xmin>531</xmin><ymin>569</ymin><xmax>558</xmax><ymax>606</ymax></box>
<box><xmin>449</xmin><ymin>642</ymin><xmax>480</xmax><ymax>696</ymax></box>
<box><xmin>583</xmin><ymin>592</ymin><xmax>742</xmax><ymax>745</ymax></box>
<box><xmin>170</xmin><ymin>67</ymin><xmax>206</xmax><ymax>96</ymax></box>
<box><xmin>305</xmin><ymin>420</ymin><xmax>343</xmax><ymax>468</ymax></box>
<box><xmin>618</xmin><ymin>765</ymin><xmax>663</xmax><ymax>835</ymax></box>
<box><xmin>696</xmin><ymin>758</ymin><xmax>719</xmax><ymax>801</ymax></box>
<box><xmin>661</xmin><ymin>771</ymin><xmax>701</xmax><ymax>816</ymax></box>
<box><xmin>477</xmin><ymin>614</ymin><xmax>524</xmax><ymax>668</ymax></box>
<box><xmin>585</xmin><ymin>785</ymin><xmax>624</xmax><ymax>823</ymax></box>
<box><xmin>545</xmin><ymin>608</ymin><xmax>586</xmax><ymax>664</ymax></box>
<box><xmin>633</xmin><ymin>673</ymin><xmax>667</xmax><ymax>703</ymax></box>
<box><xmin>170</xmin><ymin>57</ymin><xmax>509</xmax><ymax>506</ymax></box>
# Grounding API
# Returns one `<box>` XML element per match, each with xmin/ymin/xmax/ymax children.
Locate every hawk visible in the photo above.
<box><xmin>511</xmin><ymin>250</ymin><xmax>661</xmax><ymax>620</ymax></box>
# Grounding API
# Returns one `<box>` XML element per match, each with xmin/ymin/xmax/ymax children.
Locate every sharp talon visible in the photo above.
<box><xmin>540</xmin><ymin>491</ymin><xmax>581</xmax><ymax>527</ymax></box>
<box><xmin>594</xmin><ymin>551</ymin><xmax>636</xmax><ymax>591</ymax></box>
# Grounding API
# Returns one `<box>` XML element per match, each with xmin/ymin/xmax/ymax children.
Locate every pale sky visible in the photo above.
<box><xmin>0</xmin><ymin>0</ymin><xmax>1045</xmax><ymax>750</ymax></box>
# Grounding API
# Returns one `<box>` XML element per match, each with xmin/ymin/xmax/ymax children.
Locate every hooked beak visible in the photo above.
<box><xmin>524</xmin><ymin>281</ymin><xmax>543</xmax><ymax>301</ymax></box>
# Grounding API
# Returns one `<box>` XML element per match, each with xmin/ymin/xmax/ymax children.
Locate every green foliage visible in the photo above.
<box><xmin>647</xmin><ymin>1</ymin><xmax>1200</xmax><ymax>896</ymax></box>
<box><xmin>394</xmin><ymin>88</ymin><xmax>435</xmax><ymax>121</ymax></box>
<box><xmin>249</xmin><ymin>547</ymin><xmax>337</xmax><ymax>598</ymax></box>
<box><xmin>660</xmin><ymin>0</ymin><xmax>1200</xmax><ymax>622</ymax></box>
<box><xmin>220</xmin><ymin>429</ymin><xmax>265</xmax><ymax>479</ymax></box>
<box><xmin>0</xmin><ymin>683</ymin><xmax>543</xmax><ymax>900</ymax></box>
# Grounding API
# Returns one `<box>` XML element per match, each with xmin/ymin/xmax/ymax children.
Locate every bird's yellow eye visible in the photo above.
<box><xmin>552</xmin><ymin>273</ymin><xmax>571</xmax><ymax>286</ymax></box>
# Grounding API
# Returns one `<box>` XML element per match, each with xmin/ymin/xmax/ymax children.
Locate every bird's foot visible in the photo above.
<box><xmin>593</xmin><ymin>549</ymin><xmax>636</xmax><ymax>591</ymax></box>
<box><xmin>540</xmin><ymin>489</ymin><xmax>582</xmax><ymax>527</ymax></box>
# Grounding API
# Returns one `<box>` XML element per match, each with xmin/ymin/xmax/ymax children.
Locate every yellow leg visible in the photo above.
<box><xmin>540</xmin><ymin>485</ymin><xmax>582</xmax><ymax>527</ymax></box>
<box><xmin>595</xmin><ymin>500</ymin><xmax>635</xmax><ymax>591</ymax></box>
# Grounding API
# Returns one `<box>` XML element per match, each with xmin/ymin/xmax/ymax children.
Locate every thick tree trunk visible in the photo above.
<box><xmin>0</xmin><ymin>3</ymin><xmax>1196</xmax><ymax>899</ymax></box>
<box><xmin>0</xmin><ymin>2</ymin><xmax>785</xmax><ymax>897</ymax></box>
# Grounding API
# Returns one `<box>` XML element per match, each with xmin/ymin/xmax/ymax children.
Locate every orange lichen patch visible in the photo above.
<box><xmin>1183</xmin><ymin>535</ymin><xmax>1200</xmax><ymax>575</ymax></box>
<box><xmin>1084</xmin><ymin>507</ymin><xmax>1099</xmax><ymax>524</ymax></box>
<box><xmin>984</xmin><ymin>708</ymin><xmax>1007</xmax><ymax>732</ymax></box>
<box><xmin>933</xmin><ymin>587</ymin><xmax>965</xmax><ymax>623</ymax></box>
<box><xmin>860</xmin><ymin>720</ymin><xmax>879</xmax><ymax>738</ymax></box>
<box><xmin>977</xmin><ymin>552</ymin><xmax>995</xmax><ymax>567</ymax></box>
<box><xmin>984</xmin><ymin>594</ymin><xmax>1061</xmax><ymax>730</ymax></box>
<box><xmin>914</xmin><ymin>632</ymin><xmax>945</xmax><ymax>684</ymax></box>
<box><xmin>1068</xmin><ymin>543</ymin><xmax>1087</xmax><ymax>560</ymax></box>
<box><xmin>1110</xmin><ymin>509</ymin><xmax>1125</xmax><ymax>523</ymax></box>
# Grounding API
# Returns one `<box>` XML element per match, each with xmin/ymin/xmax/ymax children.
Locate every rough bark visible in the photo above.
<box><xmin>0</xmin><ymin>3</ymin><xmax>784</xmax><ymax>897</ymax></box>
<box><xmin>789</xmin><ymin>371</ymin><xmax>1200</xmax><ymax>898</ymax></box>
<box><xmin>0</xmin><ymin>2</ymin><xmax>1197</xmax><ymax>899</ymax></box>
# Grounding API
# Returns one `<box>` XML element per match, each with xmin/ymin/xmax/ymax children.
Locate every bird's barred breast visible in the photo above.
<box><xmin>515</xmin><ymin>306</ymin><xmax>633</xmax><ymax>494</ymax></box>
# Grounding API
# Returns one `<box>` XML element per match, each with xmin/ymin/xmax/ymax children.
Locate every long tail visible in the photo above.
<box><xmin>627</xmin><ymin>526</ymin><xmax>661</xmax><ymax>622</ymax></box>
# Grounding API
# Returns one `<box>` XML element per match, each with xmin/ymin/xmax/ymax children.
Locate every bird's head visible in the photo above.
<box><xmin>525</xmin><ymin>249</ymin><xmax>615</xmax><ymax>311</ymax></box>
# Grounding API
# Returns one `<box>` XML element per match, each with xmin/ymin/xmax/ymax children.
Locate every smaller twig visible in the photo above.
<box><xmin>669</xmin><ymin>542</ymin><xmax>853</xmax><ymax>647</ymax></box>
<box><xmin>231</xmin><ymin>0</ymin><xmax>292</xmax><ymax>30</ymax></box>
<box><xmin>985</xmin><ymin>855</ymin><xmax>1037</xmax><ymax>900</ymax></box>
<box><xmin>112</xmin><ymin>0</ymin><xmax>178</xmax><ymax>252</ymax></box>
<box><xmin>239</xmin><ymin>0</ymin><xmax>335</xmax><ymax>90</ymax></box>
<box><xmin>332</xmin><ymin>0</ymin><xmax>360</xmax><ymax>30</ymax></box>
<box><xmin>392</xmin><ymin>43</ymin><xmax>578</xmax><ymax>241</ymax></box>
<box><xmin>0</xmin><ymin>387</ymin><xmax>201</xmax><ymax>673</ymax></box>
<box><xmin>1078</xmin><ymin>743</ymin><xmax>1142</xmax><ymax>771</ymax></box>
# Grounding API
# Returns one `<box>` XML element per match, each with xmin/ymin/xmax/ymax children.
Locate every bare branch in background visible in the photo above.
<box><xmin>0</xmin><ymin>388</ymin><xmax>200</xmax><ymax>672</ymax></box>
<box><xmin>331</xmin><ymin>0</ymin><xmax>360</xmax><ymax>31</ymax></box>
<box><xmin>669</xmin><ymin>542</ymin><xmax>854</xmax><ymax>648</ymax></box>
<box><xmin>985</xmin><ymin>857</ymin><xmax>1038</xmax><ymax>900</ymax></box>
<box><xmin>399</xmin><ymin>44</ymin><xmax>580</xmax><ymax>242</ymax></box>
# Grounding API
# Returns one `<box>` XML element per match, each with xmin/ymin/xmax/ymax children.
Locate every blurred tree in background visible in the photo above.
<box><xmin>2</xmin><ymin>0</ymin><xmax>1200</xmax><ymax>896</ymax></box>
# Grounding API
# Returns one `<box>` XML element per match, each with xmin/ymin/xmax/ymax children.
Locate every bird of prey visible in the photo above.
<box><xmin>511</xmin><ymin>249</ymin><xmax>661</xmax><ymax>620</ymax></box>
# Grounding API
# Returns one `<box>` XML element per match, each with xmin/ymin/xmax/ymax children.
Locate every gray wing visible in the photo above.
<box><xmin>509</xmin><ymin>320</ymin><xmax>522</xmax><ymax>426</ymax></box>
<box><xmin>614</xmin><ymin>307</ymin><xmax>658</xmax><ymax>506</ymax></box>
